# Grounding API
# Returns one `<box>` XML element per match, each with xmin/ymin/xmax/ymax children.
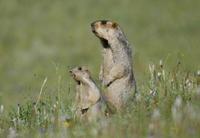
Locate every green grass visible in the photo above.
<box><xmin>1</xmin><ymin>61</ymin><xmax>200</xmax><ymax>137</ymax></box>
<box><xmin>0</xmin><ymin>0</ymin><xmax>200</xmax><ymax>137</ymax></box>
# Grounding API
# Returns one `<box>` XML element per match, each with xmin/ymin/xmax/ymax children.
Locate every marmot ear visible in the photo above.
<box><xmin>112</xmin><ymin>22</ymin><xmax>118</xmax><ymax>28</ymax></box>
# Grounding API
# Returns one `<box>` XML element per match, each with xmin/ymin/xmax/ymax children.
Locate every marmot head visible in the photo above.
<box><xmin>69</xmin><ymin>66</ymin><xmax>91</xmax><ymax>85</ymax></box>
<box><xmin>91</xmin><ymin>20</ymin><xmax>125</xmax><ymax>48</ymax></box>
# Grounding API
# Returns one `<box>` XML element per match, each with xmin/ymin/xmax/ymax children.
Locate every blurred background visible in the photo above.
<box><xmin>0</xmin><ymin>0</ymin><xmax>199</xmax><ymax>107</ymax></box>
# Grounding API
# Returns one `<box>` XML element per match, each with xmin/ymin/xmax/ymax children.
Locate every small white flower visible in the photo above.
<box><xmin>185</xmin><ymin>79</ymin><xmax>190</xmax><ymax>86</ymax></box>
<box><xmin>150</xmin><ymin>90</ymin><xmax>156</xmax><ymax>97</ymax></box>
<box><xmin>162</xmin><ymin>70</ymin><xmax>166</xmax><ymax>81</ymax></box>
<box><xmin>185</xmin><ymin>79</ymin><xmax>193</xmax><ymax>89</ymax></box>
<box><xmin>197</xmin><ymin>70</ymin><xmax>200</xmax><ymax>76</ymax></box>
<box><xmin>159</xmin><ymin>60</ymin><xmax>163</xmax><ymax>68</ymax></box>
<box><xmin>185</xmin><ymin>79</ymin><xmax>190</xmax><ymax>84</ymax></box>
<box><xmin>157</xmin><ymin>72</ymin><xmax>162</xmax><ymax>77</ymax></box>
<box><xmin>0</xmin><ymin>105</ymin><xmax>4</xmax><ymax>114</ymax></box>
<box><xmin>53</xmin><ymin>104</ymin><xmax>57</xmax><ymax>108</ymax></box>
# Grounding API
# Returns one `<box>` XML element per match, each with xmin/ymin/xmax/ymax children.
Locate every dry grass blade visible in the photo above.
<box><xmin>35</xmin><ymin>77</ymin><xmax>48</xmax><ymax>107</ymax></box>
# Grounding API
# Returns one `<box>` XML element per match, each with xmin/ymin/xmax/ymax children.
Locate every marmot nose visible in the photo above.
<box><xmin>91</xmin><ymin>22</ymin><xmax>96</xmax><ymax>33</ymax></box>
<box><xmin>91</xmin><ymin>22</ymin><xmax>95</xmax><ymax>28</ymax></box>
<box><xmin>91</xmin><ymin>22</ymin><xmax>95</xmax><ymax>29</ymax></box>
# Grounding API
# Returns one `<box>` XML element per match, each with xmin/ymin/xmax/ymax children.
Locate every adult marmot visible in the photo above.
<box><xmin>91</xmin><ymin>20</ymin><xmax>136</xmax><ymax>112</ymax></box>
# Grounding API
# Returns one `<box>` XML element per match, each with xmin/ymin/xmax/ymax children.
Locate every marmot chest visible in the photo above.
<box><xmin>102</xmin><ymin>49</ymin><xmax>114</xmax><ymax>73</ymax></box>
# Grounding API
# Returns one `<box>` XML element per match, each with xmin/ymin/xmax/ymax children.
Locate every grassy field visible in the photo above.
<box><xmin>0</xmin><ymin>0</ymin><xmax>200</xmax><ymax>137</ymax></box>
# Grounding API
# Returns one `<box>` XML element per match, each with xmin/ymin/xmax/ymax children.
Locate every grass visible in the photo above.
<box><xmin>0</xmin><ymin>0</ymin><xmax>200</xmax><ymax>137</ymax></box>
<box><xmin>1</xmin><ymin>61</ymin><xmax>200</xmax><ymax>137</ymax></box>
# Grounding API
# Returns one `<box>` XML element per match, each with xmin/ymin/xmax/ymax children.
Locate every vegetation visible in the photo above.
<box><xmin>0</xmin><ymin>0</ymin><xmax>199</xmax><ymax>137</ymax></box>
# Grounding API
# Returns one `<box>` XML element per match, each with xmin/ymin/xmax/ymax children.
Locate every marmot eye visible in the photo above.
<box><xmin>78</xmin><ymin>67</ymin><xmax>82</xmax><ymax>70</ymax></box>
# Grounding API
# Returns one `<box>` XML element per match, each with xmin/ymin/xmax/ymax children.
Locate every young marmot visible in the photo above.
<box><xmin>69</xmin><ymin>66</ymin><xmax>104</xmax><ymax>121</ymax></box>
<box><xmin>91</xmin><ymin>20</ymin><xmax>137</xmax><ymax>112</ymax></box>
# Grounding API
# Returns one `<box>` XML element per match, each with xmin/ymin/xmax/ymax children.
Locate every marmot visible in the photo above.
<box><xmin>91</xmin><ymin>20</ymin><xmax>137</xmax><ymax>112</ymax></box>
<box><xmin>69</xmin><ymin>66</ymin><xmax>104</xmax><ymax>121</ymax></box>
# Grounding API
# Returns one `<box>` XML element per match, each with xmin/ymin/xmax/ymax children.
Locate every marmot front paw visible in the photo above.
<box><xmin>102</xmin><ymin>79</ymin><xmax>113</xmax><ymax>87</ymax></box>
